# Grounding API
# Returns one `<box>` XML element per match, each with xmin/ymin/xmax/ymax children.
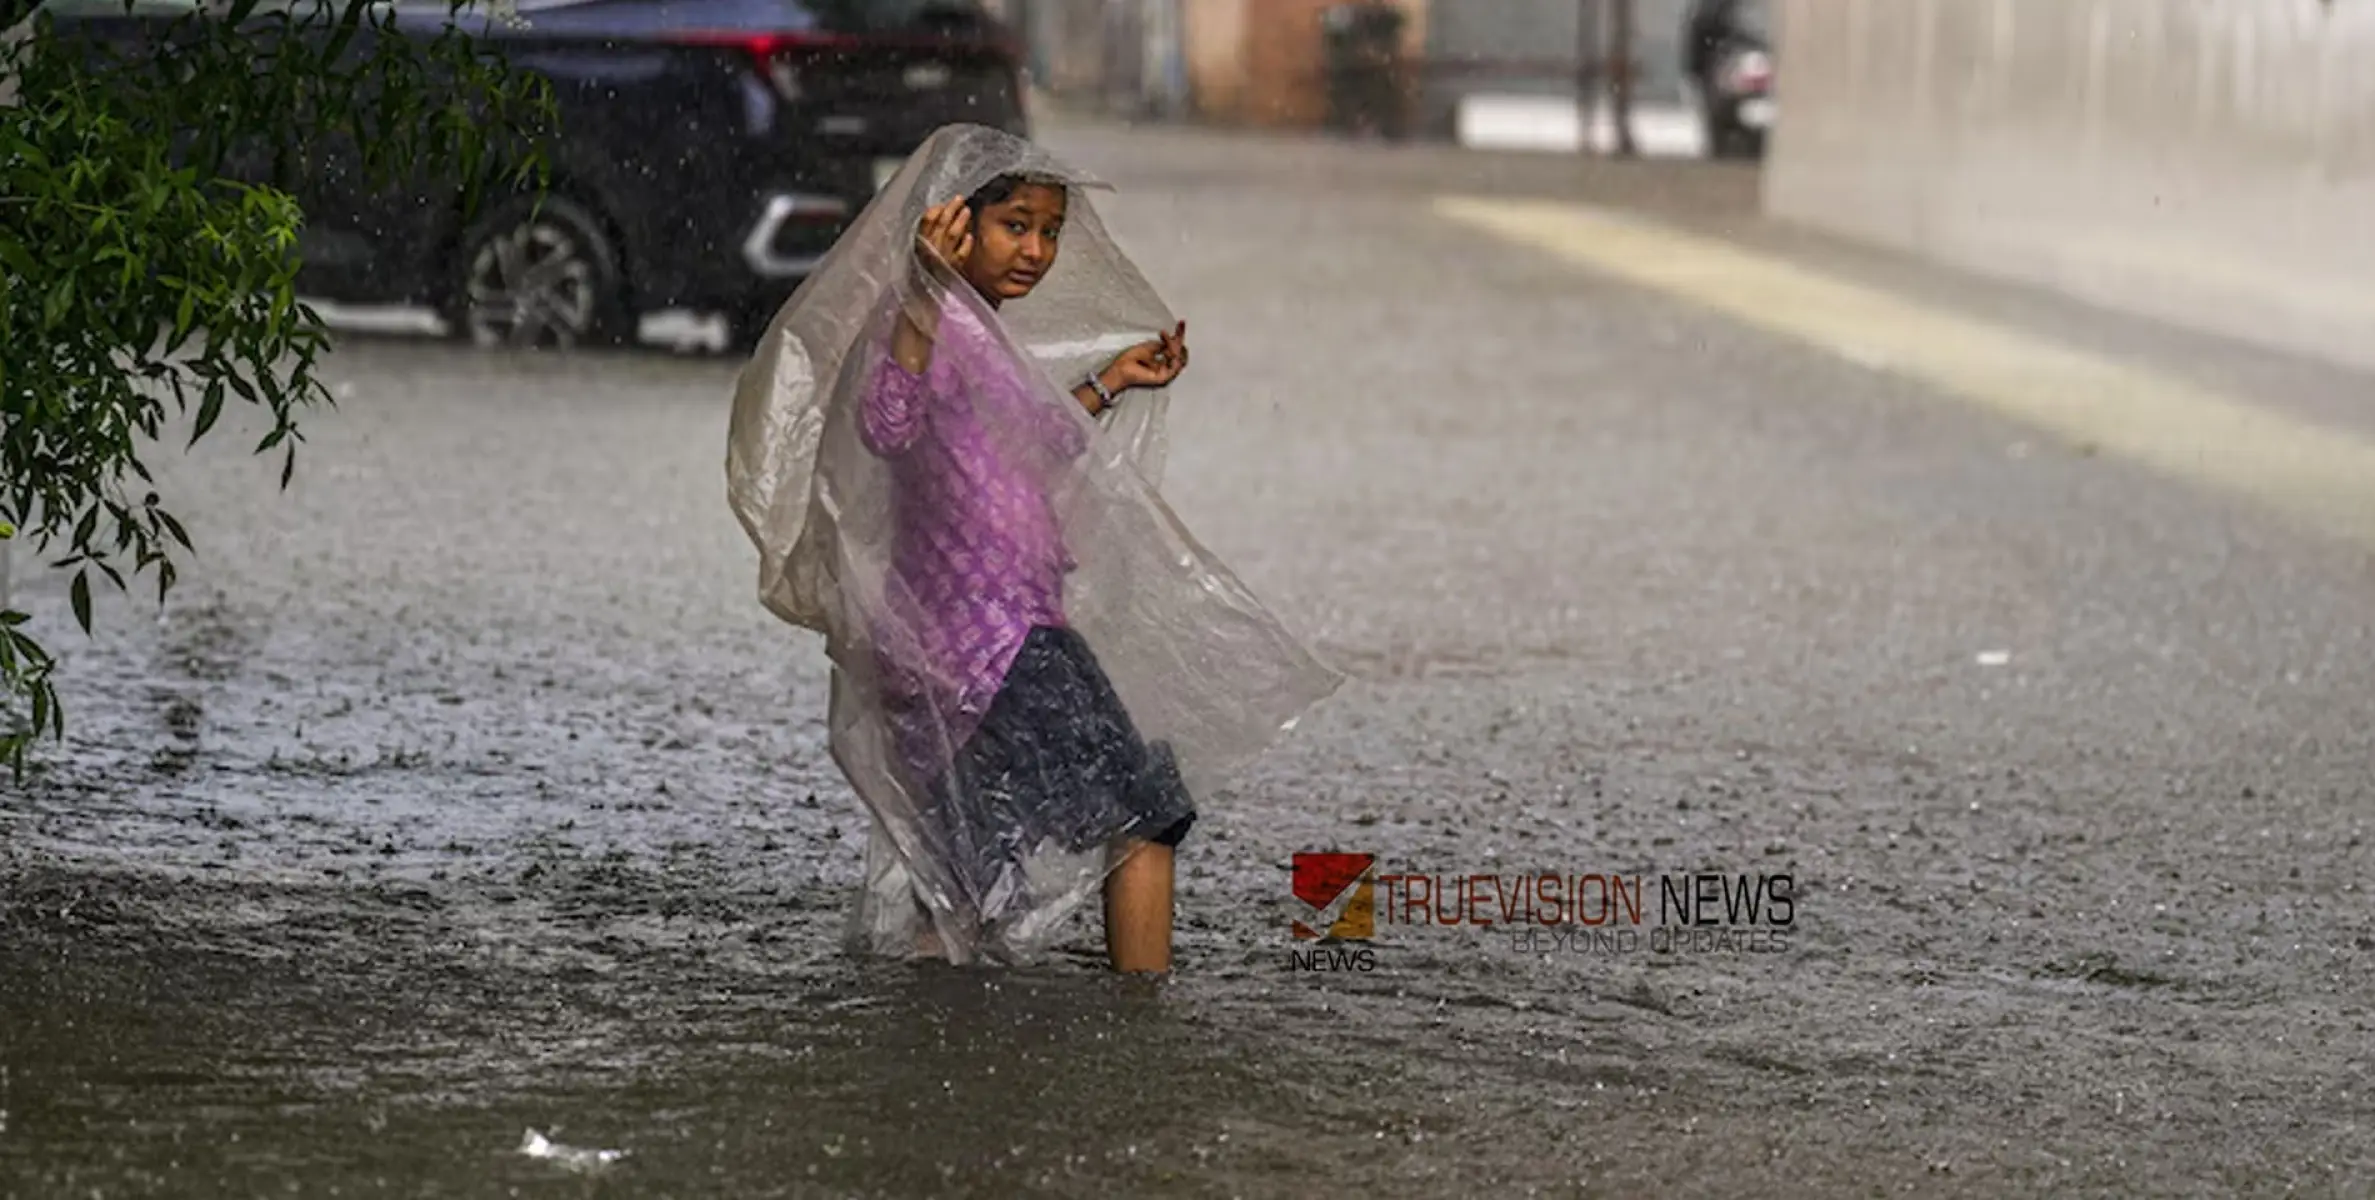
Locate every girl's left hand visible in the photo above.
<box><xmin>1103</xmin><ymin>321</ymin><xmax>1189</xmax><ymax>393</ymax></box>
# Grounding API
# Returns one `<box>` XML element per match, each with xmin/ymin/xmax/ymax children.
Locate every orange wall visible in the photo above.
<box><xmin>1181</xmin><ymin>0</ymin><xmax>1251</xmax><ymax>120</ymax></box>
<box><xmin>1185</xmin><ymin>0</ymin><xmax>1427</xmax><ymax>128</ymax></box>
<box><xmin>1241</xmin><ymin>0</ymin><xmax>1336</xmax><ymax>127</ymax></box>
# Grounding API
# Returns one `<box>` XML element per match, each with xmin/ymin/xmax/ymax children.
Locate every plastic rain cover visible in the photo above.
<box><xmin>726</xmin><ymin>124</ymin><xmax>1343</xmax><ymax>965</ymax></box>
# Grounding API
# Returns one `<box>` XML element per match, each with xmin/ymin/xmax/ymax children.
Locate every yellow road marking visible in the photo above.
<box><xmin>1435</xmin><ymin>195</ymin><xmax>2375</xmax><ymax>552</ymax></box>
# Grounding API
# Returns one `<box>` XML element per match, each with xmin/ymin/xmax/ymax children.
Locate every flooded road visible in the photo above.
<box><xmin>6</xmin><ymin>119</ymin><xmax>2374</xmax><ymax>1196</ymax></box>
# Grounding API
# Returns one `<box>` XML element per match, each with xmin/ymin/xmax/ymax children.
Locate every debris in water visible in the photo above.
<box><xmin>519</xmin><ymin>1128</ymin><xmax>627</xmax><ymax>1173</ymax></box>
<box><xmin>1975</xmin><ymin>650</ymin><xmax>2011</xmax><ymax>667</ymax></box>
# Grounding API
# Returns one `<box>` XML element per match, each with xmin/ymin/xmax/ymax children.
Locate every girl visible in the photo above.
<box><xmin>867</xmin><ymin>175</ymin><xmax>1196</xmax><ymax>973</ymax></box>
<box><xmin>726</xmin><ymin>125</ymin><xmax>1338</xmax><ymax>975</ymax></box>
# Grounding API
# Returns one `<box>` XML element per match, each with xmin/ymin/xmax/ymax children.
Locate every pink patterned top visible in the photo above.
<box><xmin>859</xmin><ymin>300</ymin><xmax>1090</xmax><ymax>779</ymax></box>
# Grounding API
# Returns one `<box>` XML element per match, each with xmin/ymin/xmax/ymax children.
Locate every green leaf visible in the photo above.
<box><xmin>43</xmin><ymin>275</ymin><xmax>74</xmax><ymax>328</ymax></box>
<box><xmin>193</xmin><ymin>381</ymin><xmax>227</xmax><ymax>446</ymax></box>
<box><xmin>70</xmin><ymin>571</ymin><xmax>93</xmax><ymax>635</ymax></box>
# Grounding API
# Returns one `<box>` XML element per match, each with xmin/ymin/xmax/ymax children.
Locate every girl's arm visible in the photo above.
<box><xmin>892</xmin><ymin>201</ymin><xmax>972</xmax><ymax>379</ymax></box>
<box><xmin>861</xmin><ymin>311</ymin><xmax>937</xmax><ymax>457</ymax></box>
<box><xmin>869</xmin><ymin>236</ymin><xmax>961</xmax><ymax>454</ymax></box>
<box><xmin>1070</xmin><ymin>361</ymin><xmax>1126</xmax><ymax>418</ymax></box>
<box><xmin>1073</xmin><ymin>324</ymin><xmax>1188</xmax><ymax>416</ymax></box>
<box><xmin>891</xmin><ymin>298</ymin><xmax>937</xmax><ymax>376</ymax></box>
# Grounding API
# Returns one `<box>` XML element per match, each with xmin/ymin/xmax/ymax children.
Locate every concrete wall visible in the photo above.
<box><xmin>1763</xmin><ymin>0</ymin><xmax>2375</xmax><ymax>373</ymax></box>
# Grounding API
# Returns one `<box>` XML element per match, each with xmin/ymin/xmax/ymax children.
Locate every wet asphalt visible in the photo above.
<box><xmin>4</xmin><ymin>117</ymin><xmax>2373</xmax><ymax>1197</ymax></box>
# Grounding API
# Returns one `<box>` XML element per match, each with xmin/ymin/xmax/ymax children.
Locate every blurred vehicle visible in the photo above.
<box><xmin>40</xmin><ymin>0</ymin><xmax>1028</xmax><ymax>350</ymax></box>
<box><xmin>1682</xmin><ymin>0</ymin><xmax>1772</xmax><ymax>159</ymax></box>
<box><xmin>1319</xmin><ymin>1</ymin><xmax>1409</xmax><ymax>141</ymax></box>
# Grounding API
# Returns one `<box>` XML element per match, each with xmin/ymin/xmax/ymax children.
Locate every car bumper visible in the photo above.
<box><xmin>741</xmin><ymin>192</ymin><xmax>853</xmax><ymax>279</ymax></box>
<box><xmin>737</xmin><ymin>155</ymin><xmax>911</xmax><ymax>280</ymax></box>
<box><xmin>626</xmin><ymin>147</ymin><xmax>942</xmax><ymax>311</ymax></box>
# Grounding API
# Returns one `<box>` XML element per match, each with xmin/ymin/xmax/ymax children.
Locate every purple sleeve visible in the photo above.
<box><xmin>860</xmin><ymin>356</ymin><xmax>931</xmax><ymax>458</ymax></box>
<box><xmin>1046</xmin><ymin>395</ymin><xmax>1090</xmax><ymax>462</ymax></box>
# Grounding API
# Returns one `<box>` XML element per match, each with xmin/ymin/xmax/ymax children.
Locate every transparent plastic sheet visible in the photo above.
<box><xmin>726</xmin><ymin>124</ymin><xmax>1343</xmax><ymax>965</ymax></box>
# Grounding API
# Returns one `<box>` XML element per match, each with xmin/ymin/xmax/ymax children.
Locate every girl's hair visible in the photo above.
<box><xmin>965</xmin><ymin>173</ymin><xmax>1062</xmax><ymax>215</ymax></box>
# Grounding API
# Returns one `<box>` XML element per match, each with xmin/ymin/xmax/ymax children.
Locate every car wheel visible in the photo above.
<box><xmin>447</xmin><ymin>195</ymin><xmax>634</xmax><ymax>350</ymax></box>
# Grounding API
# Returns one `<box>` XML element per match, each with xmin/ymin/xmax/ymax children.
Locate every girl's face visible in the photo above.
<box><xmin>961</xmin><ymin>182</ymin><xmax>1067</xmax><ymax>303</ymax></box>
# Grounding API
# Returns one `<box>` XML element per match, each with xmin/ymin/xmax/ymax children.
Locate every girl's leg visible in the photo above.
<box><xmin>1103</xmin><ymin>839</ymin><xmax>1175</xmax><ymax>974</ymax></box>
<box><xmin>911</xmin><ymin>894</ymin><xmax>948</xmax><ymax>960</ymax></box>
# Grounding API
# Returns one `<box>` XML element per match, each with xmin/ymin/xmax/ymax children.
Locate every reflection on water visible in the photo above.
<box><xmin>0</xmin><ymin>867</ymin><xmax>1488</xmax><ymax>1197</ymax></box>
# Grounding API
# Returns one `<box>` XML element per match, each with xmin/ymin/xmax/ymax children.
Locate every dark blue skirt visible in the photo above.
<box><xmin>912</xmin><ymin>625</ymin><xmax>1197</xmax><ymax>924</ymax></box>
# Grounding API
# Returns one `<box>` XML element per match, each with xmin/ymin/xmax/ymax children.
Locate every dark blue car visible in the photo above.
<box><xmin>42</xmin><ymin>0</ymin><xmax>1027</xmax><ymax>349</ymax></box>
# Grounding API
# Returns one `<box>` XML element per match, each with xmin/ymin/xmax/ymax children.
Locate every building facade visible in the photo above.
<box><xmin>1764</xmin><ymin>0</ymin><xmax>2375</xmax><ymax>372</ymax></box>
<box><xmin>1001</xmin><ymin>0</ymin><xmax>1703</xmax><ymax>143</ymax></box>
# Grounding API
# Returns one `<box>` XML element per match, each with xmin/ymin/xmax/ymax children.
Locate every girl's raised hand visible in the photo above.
<box><xmin>916</xmin><ymin>197</ymin><xmax>974</xmax><ymax>271</ymax></box>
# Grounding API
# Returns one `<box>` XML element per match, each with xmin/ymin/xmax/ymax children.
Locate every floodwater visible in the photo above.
<box><xmin>6</xmin><ymin>122</ymin><xmax>2374</xmax><ymax>1196</ymax></box>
